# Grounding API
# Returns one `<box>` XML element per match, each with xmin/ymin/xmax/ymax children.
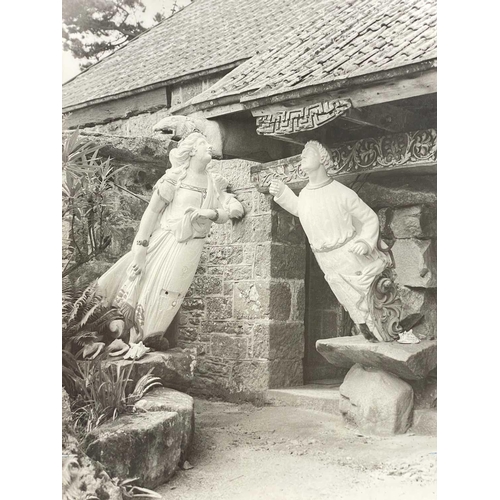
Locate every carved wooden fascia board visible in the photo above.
<box><xmin>251</xmin><ymin>128</ymin><xmax>437</xmax><ymax>190</ymax></box>
<box><xmin>255</xmin><ymin>99</ymin><xmax>352</xmax><ymax>136</ymax></box>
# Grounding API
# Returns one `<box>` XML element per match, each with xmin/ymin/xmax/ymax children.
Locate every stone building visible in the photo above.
<box><xmin>63</xmin><ymin>0</ymin><xmax>437</xmax><ymax>401</ymax></box>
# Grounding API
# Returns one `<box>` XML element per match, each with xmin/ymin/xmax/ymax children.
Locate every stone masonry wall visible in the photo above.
<box><xmin>179</xmin><ymin>159</ymin><xmax>306</xmax><ymax>398</ymax></box>
<box><xmin>368</xmin><ymin>175</ymin><xmax>437</xmax><ymax>340</ymax></box>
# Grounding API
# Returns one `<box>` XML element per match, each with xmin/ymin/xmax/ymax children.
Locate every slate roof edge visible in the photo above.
<box><xmin>62</xmin><ymin>59</ymin><xmax>249</xmax><ymax>113</ymax></box>
<box><xmin>186</xmin><ymin>59</ymin><xmax>437</xmax><ymax>116</ymax></box>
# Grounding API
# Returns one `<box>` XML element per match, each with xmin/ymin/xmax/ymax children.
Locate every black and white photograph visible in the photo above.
<box><xmin>0</xmin><ymin>0</ymin><xmax>473</xmax><ymax>497</ymax></box>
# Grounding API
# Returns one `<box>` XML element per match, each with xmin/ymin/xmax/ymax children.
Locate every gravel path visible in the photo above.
<box><xmin>156</xmin><ymin>398</ymin><xmax>436</xmax><ymax>500</ymax></box>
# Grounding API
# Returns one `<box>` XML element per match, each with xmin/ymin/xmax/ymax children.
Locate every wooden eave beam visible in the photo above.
<box><xmin>341</xmin><ymin>103</ymin><xmax>416</xmax><ymax>133</ymax></box>
<box><xmin>62</xmin><ymin>59</ymin><xmax>247</xmax><ymax>113</ymax></box>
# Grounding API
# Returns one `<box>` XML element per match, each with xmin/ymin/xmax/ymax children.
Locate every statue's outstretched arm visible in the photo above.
<box><xmin>270</xmin><ymin>180</ymin><xmax>299</xmax><ymax>217</ymax></box>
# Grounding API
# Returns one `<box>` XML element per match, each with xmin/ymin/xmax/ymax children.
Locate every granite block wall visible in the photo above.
<box><xmin>178</xmin><ymin>159</ymin><xmax>307</xmax><ymax>397</ymax></box>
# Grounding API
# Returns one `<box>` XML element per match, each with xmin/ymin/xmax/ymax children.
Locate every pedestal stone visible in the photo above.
<box><xmin>339</xmin><ymin>364</ymin><xmax>414</xmax><ymax>436</ymax></box>
<box><xmin>102</xmin><ymin>348</ymin><xmax>196</xmax><ymax>391</ymax></box>
<box><xmin>316</xmin><ymin>335</ymin><xmax>436</xmax><ymax>380</ymax></box>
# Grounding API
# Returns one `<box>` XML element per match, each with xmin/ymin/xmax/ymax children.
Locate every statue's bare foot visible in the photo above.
<box><xmin>359</xmin><ymin>323</ymin><xmax>379</xmax><ymax>343</ymax></box>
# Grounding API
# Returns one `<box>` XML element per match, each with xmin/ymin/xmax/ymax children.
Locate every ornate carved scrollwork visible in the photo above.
<box><xmin>251</xmin><ymin>129</ymin><xmax>437</xmax><ymax>188</ymax></box>
<box><xmin>327</xmin><ymin>129</ymin><xmax>437</xmax><ymax>175</ymax></box>
<box><xmin>367</xmin><ymin>267</ymin><xmax>403</xmax><ymax>342</ymax></box>
<box><xmin>256</xmin><ymin>99</ymin><xmax>352</xmax><ymax>136</ymax></box>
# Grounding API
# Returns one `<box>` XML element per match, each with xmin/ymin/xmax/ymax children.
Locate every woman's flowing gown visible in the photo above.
<box><xmin>97</xmin><ymin>173</ymin><xmax>221</xmax><ymax>341</ymax></box>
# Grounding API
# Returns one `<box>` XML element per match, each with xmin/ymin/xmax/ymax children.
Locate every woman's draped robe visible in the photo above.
<box><xmin>97</xmin><ymin>173</ymin><xmax>227</xmax><ymax>343</ymax></box>
<box><xmin>274</xmin><ymin>180</ymin><xmax>391</xmax><ymax>341</ymax></box>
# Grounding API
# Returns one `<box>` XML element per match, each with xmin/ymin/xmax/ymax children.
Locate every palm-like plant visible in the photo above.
<box><xmin>72</xmin><ymin>360</ymin><xmax>163</xmax><ymax>435</ymax></box>
<box><xmin>62</xmin><ymin>129</ymin><xmax>128</xmax><ymax>278</ymax></box>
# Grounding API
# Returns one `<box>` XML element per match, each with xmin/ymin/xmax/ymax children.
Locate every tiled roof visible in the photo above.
<box><xmin>188</xmin><ymin>0</ymin><xmax>437</xmax><ymax>108</ymax></box>
<box><xmin>62</xmin><ymin>0</ymin><xmax>328</xmax><ymax>110</ymax></box>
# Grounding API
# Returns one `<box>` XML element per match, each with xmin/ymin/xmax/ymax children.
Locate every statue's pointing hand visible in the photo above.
<box><xmin>269</xmin><ymin>179</ymin><xmax>285</xmax><ymax>198</ymax></box>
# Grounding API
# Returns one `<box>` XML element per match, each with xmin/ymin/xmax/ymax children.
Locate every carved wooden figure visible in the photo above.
<box><xmin>269</xmin><ymin>141</ymin><xmax>402</xmax><ymax>342</ymax></box>
<box><xmin>97</xmin><ymin>132</ymin><xmax>244</xmax><ymax>350</ymax></box>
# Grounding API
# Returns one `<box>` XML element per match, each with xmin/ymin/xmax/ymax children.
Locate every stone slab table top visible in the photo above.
<box><xmin>316</xmin><ymin>335</ymin><xmax>436</xmax><ymax>380</ymax></box>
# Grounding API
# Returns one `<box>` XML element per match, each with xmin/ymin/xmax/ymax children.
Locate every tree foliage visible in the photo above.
<box><xmin>62</xmin><ymin>0</ymin><xmax>164</xmax><ymax>70</ymax></box>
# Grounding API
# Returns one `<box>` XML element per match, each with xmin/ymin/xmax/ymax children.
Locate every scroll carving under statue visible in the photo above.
<box><xmin>93</xmin><ymin>132</ymin><xmax>244</xmax><ymax>357</ymax></box>
<box><xmin>269</xmin><ymin>141</ymin><xmax>406</xmax><ymax>343</ymax></box>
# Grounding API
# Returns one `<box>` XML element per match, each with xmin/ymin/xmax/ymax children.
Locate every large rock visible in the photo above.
<box><xmin>68</xmin><ymin>131</ymin><xmax>174</xmax><ymax>167</ymax></box>
<box><xmin>398</xmin><ymin>286</ymin><xmax>437</xmax><ymax>340</ymax></box>
<box><xmin>339</xmin><ymin>364</ymin><xmax>414</xmax><ymax>435</ymax></box>
<box><xmin>411</xmin><ymin>408</ymin><xmax>437</xmax><ymax>436</ymax></box>
<box><xmin>84</xmin><ymin>388</ymin><xmax>194</xmax><ymax>490</ymax></box>
<box><xmin>392</xmin><ymin>238</ymin><xmax>437</xmax><ymax>288</ymax></box>
<box><xmin>408</xmin><ymin>376</ymin><xmax>437</xmax><ymax>409</ymax></box>
<box><xmin>316</xmin><ymin>335</ymin><xmax>437</xmax><ymax>380</ymax></box>
<box><xmin>103</xmin><ymin>349</ymin><xmax>196</xmax><ymax>392</ymax></box>
<box><xmin>134</xmin><ymin>387</ymin><xmax>194</xmax><ymax>464</ymax></box>
<box><xmin>390</xmin><ymin>205</ymin><xmax>437</xmax><ymax>239</ymax></box>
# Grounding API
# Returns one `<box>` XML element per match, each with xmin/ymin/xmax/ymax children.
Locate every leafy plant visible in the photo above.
<box><xmin>71</xmin><ymin>359</ymin><xmax>163</xmax><ymax>436</ymax></box>
<box><xmin>127</xmin><ymin>369</ymin><xmax>162</xmax><ymax>406</ymax></box>
<box><xmin>62</xmin><ymin>129</ymin><xmax>128</xmax><ymax>278</ymax></box>
<box><xmin>62</xmin><ymin>279</ymin><xmax>124</xmax><ymax>356</ymax></box>
<box><xmin>73</xmin><ymin>360</ymin><xmax>134</xmax><ymax>434</ymax></box>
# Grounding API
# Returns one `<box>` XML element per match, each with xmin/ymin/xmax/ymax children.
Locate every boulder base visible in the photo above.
<box><xmin>103</xmin><ymin>348</ymin><xmax>196</xmax><ymax>391</ymax></box>
<box><xmin>339</xmin><ymin>364</ymin><xmax>414</xmax><ymax>436</ymax></box>
<box><xmin>316</xmin><ymin>335</ymin><xmax>436</xmax><ymax>380</ymax></box>
<box><xmin>84</xmin><ymin>388</ymin><xmax>194</xmax><ymax>489</ymax></box>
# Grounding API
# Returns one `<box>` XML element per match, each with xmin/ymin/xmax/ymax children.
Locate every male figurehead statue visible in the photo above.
<box><xmin>269</xmin><ymin>141</ymin><xmax>401</xmax><ymax>342</ymax></box>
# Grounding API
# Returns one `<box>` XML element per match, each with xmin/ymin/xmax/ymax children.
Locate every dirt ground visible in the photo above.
<box><xmin>156</xmin><ymin>398</ymin><xmax>437</xmax><ymax>500</ymax></box>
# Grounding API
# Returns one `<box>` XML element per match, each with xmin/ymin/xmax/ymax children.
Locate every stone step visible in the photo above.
<box><xmin>265</xmin><ymin>380</ymin><xmax>342</xmax><ymax>415</ymax></box>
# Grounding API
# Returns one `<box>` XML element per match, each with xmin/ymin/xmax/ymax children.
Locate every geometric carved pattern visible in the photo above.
<box><xmin>251</xmin><ymin>129</ymin><xmax>437</xmax><ymax>188</ymax></box>
<box><xmin>256</xmin><ymin>99</ymin><xmax>352</xmax><ymax>136</ymax></box>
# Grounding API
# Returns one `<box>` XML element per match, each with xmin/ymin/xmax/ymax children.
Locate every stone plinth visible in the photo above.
<box><xmin>84</xmin><ymin>388</ymin><xmax>194</xmax><ymax>489</ymax></box>
<box><xmin>340</xmin><ymin>364</ymin><xmax>413</xmax><ymax>436</ymax></box>
<box><xmin>103</xmin><ymin>348</ymin><xmax>196</xmax><ymax>392</ymax></box>
<box><xmin>316</xmin><ymin>335</ymin><xmax>436</xmax><ymax>380</ymax></box>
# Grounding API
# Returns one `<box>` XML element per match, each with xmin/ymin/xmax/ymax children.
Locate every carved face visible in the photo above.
<box><xmin>300</xmin><ymin>145</ymin><xmax>322</xmax><ymax>174</ymax></box>
<box><xmin>191</xmin><ymin>137</ymin><xmax>213</xmax><ymax>164</ymax></box>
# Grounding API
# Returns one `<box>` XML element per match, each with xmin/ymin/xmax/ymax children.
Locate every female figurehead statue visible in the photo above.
<box><xmin>270</xmin><ymin>140</ymin><xmax>401</xmax><ymax>342</ymax></box>
<box><xmin>90</xmin><ymin>132</ymin><xmax>244</xmax><ymax>357</ymax></box>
